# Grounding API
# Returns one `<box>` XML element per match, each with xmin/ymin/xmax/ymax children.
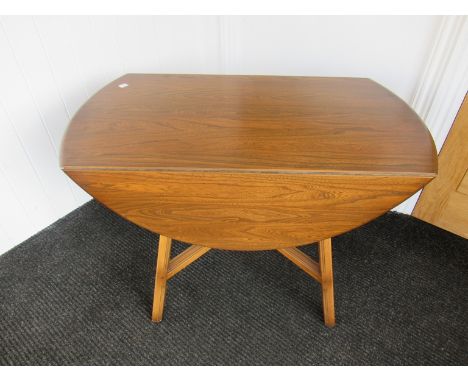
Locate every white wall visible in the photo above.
<box><xmin>0</xmin><ymin>15</ymin><xmax>445</xmax><ymax>254</ymax></box>
<box><xmin>221</xmin><ymin>16</ymin><xmax>441</xmax><ymax>101</ymax></box>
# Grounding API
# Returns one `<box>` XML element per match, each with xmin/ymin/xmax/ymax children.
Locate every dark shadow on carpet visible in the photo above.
<box><xmin>0</xmin><ymin>200</ymin><xmax>467</xmax><ymax>365</ymax></box>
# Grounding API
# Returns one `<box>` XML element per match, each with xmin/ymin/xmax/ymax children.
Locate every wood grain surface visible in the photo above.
<box><xmin>152</xmin><ymin>235</ymin><xmax>171</xmax><ymax>322</ymax></box>
<box><xmin>61</xmin><ymin>74</ymin><xmax>437</xmax><ymax>176</ymax></box>
<box><xmin>319</xmin><ymin>238</ymin><xmax>335</xmax><ymax>327</ymax></box>
<box><xmin>61</xmin><ymin>74</ymin><xmax>437</xmax><ymax>249</ymax></box>
<box><xmin>277</xmin><ymin>247</ymin><xmax>321</xmax><ymax>282</ymax></box>
<box><xmin>413</xmin><ymin>93</ymin><xmax>468</xmax><ymax>238</ymax></box>
<box><xmin>65</xmin><ymin>169</ymin><xmax>431</xmax><ymax>250</ymax></box>
<box><xmin>166</xmin><ymin>245</ymin><xmax>211</xmax><ymax>279</ymax></box>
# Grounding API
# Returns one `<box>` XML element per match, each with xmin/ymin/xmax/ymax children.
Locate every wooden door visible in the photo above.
<box><xmin>413</xmin><ymin>93</ymin><xmax>468</xmax><ymax>238</ymax></box>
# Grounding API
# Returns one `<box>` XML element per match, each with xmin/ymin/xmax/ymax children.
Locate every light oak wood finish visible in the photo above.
<box><xmin>61</xmin><ymin>74</ymin><xmax>437</xmax><ymax>326</ymax></box>
<box><xmin>277</xmin><ymin>247</ymin><xmax>321</xmax><ymax>282</ymax></box>
<box><xmin>167</xmin><ymin>244</ymin><xmax>210</xmax><ymax>280</ymax></box>
<box><xmin>155</xmin><ymin>238</ymin><xmax>337</xmax><ymax>324</ymax></box>
<box><xmin>66</xmin><ymin>170</ymin><xmax>432</xmax><ymax>250</ymax></box>
<box><xmin>413</xmin><ymin>93</ymin><xmax>468</xmax><ymax>238</ymax></box>
<box><xmin>62</xmin><ymin>74</ymin><xmax>437</xmax><ymax>250</ymax></box>
<box><xmin>152</xmin><ymin>235</ymin><xmax>172</xmax><ymax>322</ymax></box>
<box><xmin>319</xmin><ymin>238</ymin><xmax>335</xmax><ymax>327</ymax></box>
<box><xmin>152</xmin><ymin>237</ymin><xmax>211</xmax><ymax>322</ymax></box>
<box><xmin>61</xmin><ymin>74</ymin><xmax>437</xmax><ymax>175</ymax></box>
<box><xmin>278</xmin><ymin>240</ymin><xmax>335</xmax><ymax>326</ymax></box>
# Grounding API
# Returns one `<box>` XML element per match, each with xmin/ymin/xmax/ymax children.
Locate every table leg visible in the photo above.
<box><xmin>319</xmin><ymin>238</ymin><xmax>335</xmax><ymax>327</ymax></box>
<box><xmin>152</xmin><ymin>236</ymin><xmax>335</xmax><ymax>327</ymax></box>
<box><xmin>152</xmin><ymin>235</ymin><xmax>172</xmax><ymax>322</ymax></box>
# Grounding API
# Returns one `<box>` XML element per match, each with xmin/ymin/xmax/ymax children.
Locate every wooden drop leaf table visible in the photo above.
<box><xmin>61</xmin><ymin>74</ymin><xmax>437</xmax><ymax>327</ymax></box>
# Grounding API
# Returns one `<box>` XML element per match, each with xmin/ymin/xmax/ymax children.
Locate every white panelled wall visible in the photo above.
<box><xmin>0</xmin><ymin>15</ymin><xmax>465</xmax><ymax>254</ymax></box>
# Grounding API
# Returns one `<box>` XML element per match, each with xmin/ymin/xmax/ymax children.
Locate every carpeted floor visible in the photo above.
<box><xmin>0</xmin><ymin>200</ymin><xmax>466</xmax><ymax>365</ymax></box>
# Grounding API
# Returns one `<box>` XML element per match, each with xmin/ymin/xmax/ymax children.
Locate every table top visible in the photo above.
<box><xmin>61</xmin><ymin>74</ymin><xmax>437</xmax><ymax>176</ymax></box>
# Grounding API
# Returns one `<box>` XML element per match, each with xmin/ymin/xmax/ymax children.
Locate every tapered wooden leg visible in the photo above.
<box><xmin>151</xmin><ymin>236</ymin><xmax>334</xmax><ymax>326</ymax></box>
<box><xmin>319</xmin><ymin>238</ymin><xmax>335</xmax><ymax>327</ymax></box>
<box><xmin>152</xmin><ymin>235</ymin><xmax>172</xmax><ymax>322</ymax></box>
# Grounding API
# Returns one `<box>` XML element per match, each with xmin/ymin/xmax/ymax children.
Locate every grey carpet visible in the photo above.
<box><xmin>0</xmin><ymin>200</ymin><xmax>466</xmax><ymax>365</ymax></box>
